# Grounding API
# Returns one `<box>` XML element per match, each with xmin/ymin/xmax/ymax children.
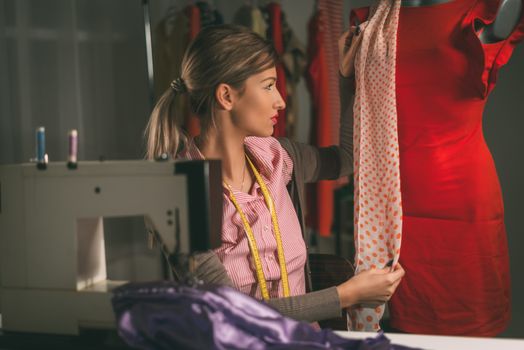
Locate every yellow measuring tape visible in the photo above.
<box><xmin>225</xmin><ymin>155</ymin><xmax>290</xmax><ymax>300</ymax></box>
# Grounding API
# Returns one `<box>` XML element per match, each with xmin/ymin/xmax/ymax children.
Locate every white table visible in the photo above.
<box><xmin>336</xmin><ymin>331</ymin><xmax>524</xmax><ymax>350</ymax></box>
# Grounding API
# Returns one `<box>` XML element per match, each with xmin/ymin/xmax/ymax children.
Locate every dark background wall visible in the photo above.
<box><xmin>484</xmin><ymin>43</ymin><xmax>524</xmax><ymax>338</ymax></box>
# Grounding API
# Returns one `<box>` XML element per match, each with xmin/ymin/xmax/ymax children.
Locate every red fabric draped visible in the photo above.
<box><xmin>306</xmin><ymin>10</ymin><xmax>334</xmax><ymax>237</ymax></box>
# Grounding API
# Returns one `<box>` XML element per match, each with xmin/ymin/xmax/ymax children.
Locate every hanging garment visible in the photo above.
<box><xmin>349</xmin><ymin>0</ymin><xmax>402</xmax><ymax>332</ymax></box>
<box><xmin>152</xmin><ymin>5</ymin><xmax>201</xmax><ymax>137</ymax></box>
<box><xmin>351</xmin><ymin>0</ymin><xmax>524</xmax><ymax>336</ymax></box>
<box><xmin>318</xmin><ymin>0</ymin><xmax>344</xmax><ymax>146</ymax></box>
<box><xmin>196</xmin><ymin>1</ymin><xmax>224</xmax><ymax>28</ymax></box>
<box><xmin>280</xmin><ymin>11</ymin><xmax>307</xmax><ymax>139</ymax></box>
<box><xmin>266</xmin><ymin>2</ymin><xmax>288</xmax><ymax>137</ymax></box>
<box><xmin>152</xmin><ymin>9</ymin><xmax>189</xmax><ymax>99</ymax></box>
<box><xmin>305</xmin><ymin>10</ymin><xmax>335</xmax><ymax>238</ymax></box>
<box><xmin>233</xmin><ymin>5</ymin><xmax>268</xmax><ymax>37</ymax></box>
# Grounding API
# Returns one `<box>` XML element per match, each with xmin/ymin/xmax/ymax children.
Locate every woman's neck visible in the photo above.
<box><xmin>197</xmin><ymin>128</ymin><xmax>248</xmax><ymax>189</ymax></box>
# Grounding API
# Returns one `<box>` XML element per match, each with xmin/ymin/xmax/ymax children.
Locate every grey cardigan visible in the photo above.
<box><xmin>193</xmin><ymin>76</ymin><xmax>354</xmax><ymax>322</ymax></box>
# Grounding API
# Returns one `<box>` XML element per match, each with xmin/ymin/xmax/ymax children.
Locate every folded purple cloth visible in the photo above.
<box><xmin>111</xmin><ymin>281</ymin><xmax>422</xmax><ymax>350</ymax></box>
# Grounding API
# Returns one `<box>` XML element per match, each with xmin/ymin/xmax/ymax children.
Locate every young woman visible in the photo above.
<box><xmin>145</xmin><ymin>24</ymin><xmax>404</xmax><ymax>323</ymax></box>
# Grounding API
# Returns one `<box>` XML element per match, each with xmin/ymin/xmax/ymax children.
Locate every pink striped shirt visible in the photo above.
<box><xmin>179</xmin><ymin>136</ymin><xmax>307</xmax><ymax>300</ymax></box>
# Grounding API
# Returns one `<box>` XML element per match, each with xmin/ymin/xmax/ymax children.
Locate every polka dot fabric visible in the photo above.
<box><xmin>347</xmin><ymin>0</ymin><xmax>402</xmax><ymax>332</ymax></box>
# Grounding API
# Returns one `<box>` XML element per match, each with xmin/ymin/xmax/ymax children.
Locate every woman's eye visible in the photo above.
<box><xmin>265</xmin><ymin>83</ymin><xmax>274</xmax><ymax>90</ymax></box>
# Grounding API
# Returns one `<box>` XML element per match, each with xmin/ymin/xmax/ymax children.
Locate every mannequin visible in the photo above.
<box><xmin>478</xmin><ymin>0</ymin><xmax>523</xmax><ymax>43</ymax></box>
<box><xmin>350</xmin><ymin>0</ymin><xmax>523</xmax><ymax>336</ymax></box>
<box><xmin>401</xmin><ymin>0</ymin><xmax>523</xmax><ymax>43</ymax></box>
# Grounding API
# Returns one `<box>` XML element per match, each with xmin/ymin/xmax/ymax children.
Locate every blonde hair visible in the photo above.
<box><xmin>145</xmin><ymin>24</ymin><xmax>278</xmax><ymax>159</ymax></box>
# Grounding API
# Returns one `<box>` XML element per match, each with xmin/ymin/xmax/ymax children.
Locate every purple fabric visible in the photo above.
<box><xmin>111</xmin><ymin>282</ymin><xmax>422</xmax><ymax>350</ymax></box>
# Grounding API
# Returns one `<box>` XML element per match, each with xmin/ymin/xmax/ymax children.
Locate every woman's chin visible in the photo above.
<box><xmin>253</xmin><ymin>129</ymin><xmax>274</xmax><ymax>138</ymax></box>
<box><xmin>245</xmin><ymin>125</ymin><xmax>275</xmax><ymax>138</ymax></box>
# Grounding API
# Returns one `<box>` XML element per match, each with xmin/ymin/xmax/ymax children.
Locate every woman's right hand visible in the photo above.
<box><xmin>336</xmin><ymin>263</ymin><xmax>405</xmax><ymax>308</ymax></box>
<box><xmin>338</xmin><ymin>22</ymin><xmax>367</xmax><ymax>78</ymax></box>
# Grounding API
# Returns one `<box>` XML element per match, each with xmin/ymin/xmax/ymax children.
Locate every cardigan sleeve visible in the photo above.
<box><xmin>192</xmin><ymin>251</ymin><xmax>342</xmax><ymax>322</ymax></box>
<box><xmin>278</xmin><ymin>75</ymin><xmax>354</xmax><ymax>183</ymax></box>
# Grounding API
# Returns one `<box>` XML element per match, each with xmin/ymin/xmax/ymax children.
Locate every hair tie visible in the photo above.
<box><xmin>170</xmin><ymin>77</ymin><xmax>187</xmax><ymax>94</ymax></box>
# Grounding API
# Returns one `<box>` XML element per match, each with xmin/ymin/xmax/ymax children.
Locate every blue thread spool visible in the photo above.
<box><xmin>36</xmin><ymin>127</ymin><xmax>46</xmax><ymax>169</ymax></box>
<box><xmin>36</xmin><ymin>127</ymin><xmax>45</xmax><ymax>162</ymax></box>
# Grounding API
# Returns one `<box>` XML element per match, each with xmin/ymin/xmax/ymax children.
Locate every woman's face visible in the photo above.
<box><xmin>230</xmin><ymin>67</ymin><xmax>286</xmax><ymax>137</ymax></box>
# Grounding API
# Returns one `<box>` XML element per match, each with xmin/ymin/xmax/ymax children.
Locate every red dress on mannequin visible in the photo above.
<box><xmin>351</xmin><ymin>0</ymin><xmax>524</xmax><ymax>336</ymax></box>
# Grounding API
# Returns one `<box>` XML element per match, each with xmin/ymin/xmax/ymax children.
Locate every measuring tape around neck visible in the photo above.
<box><xmin>225</xmin><ymin>155</ymin><xmax>290</xmax><ymax>300</ymax></box>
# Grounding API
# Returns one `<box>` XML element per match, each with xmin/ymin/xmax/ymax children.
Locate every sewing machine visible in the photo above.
<box><xmin>0</xmin><ymin>160</ymin><xmax>221</xmax><ymax>335</ymax></box>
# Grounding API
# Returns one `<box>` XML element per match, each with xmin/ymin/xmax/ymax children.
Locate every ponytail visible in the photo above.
<box><xmin>144</xmin><ymin>79</ymin><xmax>188</xmax><ymax>160</ymax></box>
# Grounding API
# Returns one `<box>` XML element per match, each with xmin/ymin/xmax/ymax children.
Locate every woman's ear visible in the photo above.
<box><xmin>215</xmin><ymin>83</ymin><xmax>234</xmax><ymax>111</ymax></box>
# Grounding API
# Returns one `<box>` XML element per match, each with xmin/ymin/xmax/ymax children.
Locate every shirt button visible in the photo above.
<box><xmin>264</xmin><ymin>225</ymin><xmax>269</xmax><ymax>231</ymax></box>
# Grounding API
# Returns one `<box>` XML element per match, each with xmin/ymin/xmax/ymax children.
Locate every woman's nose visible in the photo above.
<box><xmin>275</xmin><ymin>90</ymin><xmax>286</xmax><ymax>110</ymax></box>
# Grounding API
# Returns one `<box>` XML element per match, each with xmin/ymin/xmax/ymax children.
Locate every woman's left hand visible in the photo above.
<box><xmin>338</xmin><ymin>22</ymin><xmax>367</xmax><ymax>78</ymax></box>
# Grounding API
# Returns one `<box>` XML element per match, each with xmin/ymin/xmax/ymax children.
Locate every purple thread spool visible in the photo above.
<box><xmin>67</xmin><ymin>129</ymin><xmax>78</xmax><ymax>169</ymax></box>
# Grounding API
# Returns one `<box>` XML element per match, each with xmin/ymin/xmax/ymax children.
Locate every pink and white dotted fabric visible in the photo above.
<box><xmin>347</xmin><ymin>0</ymin><xmax>402</xmax><ymax>332</ymax></box>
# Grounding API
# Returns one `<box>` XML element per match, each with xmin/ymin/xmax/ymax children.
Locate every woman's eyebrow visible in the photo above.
<box><xmin>259</xmin><ymin>77</ymin><xmax>277</xmax><ymax>83</ymax></box>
